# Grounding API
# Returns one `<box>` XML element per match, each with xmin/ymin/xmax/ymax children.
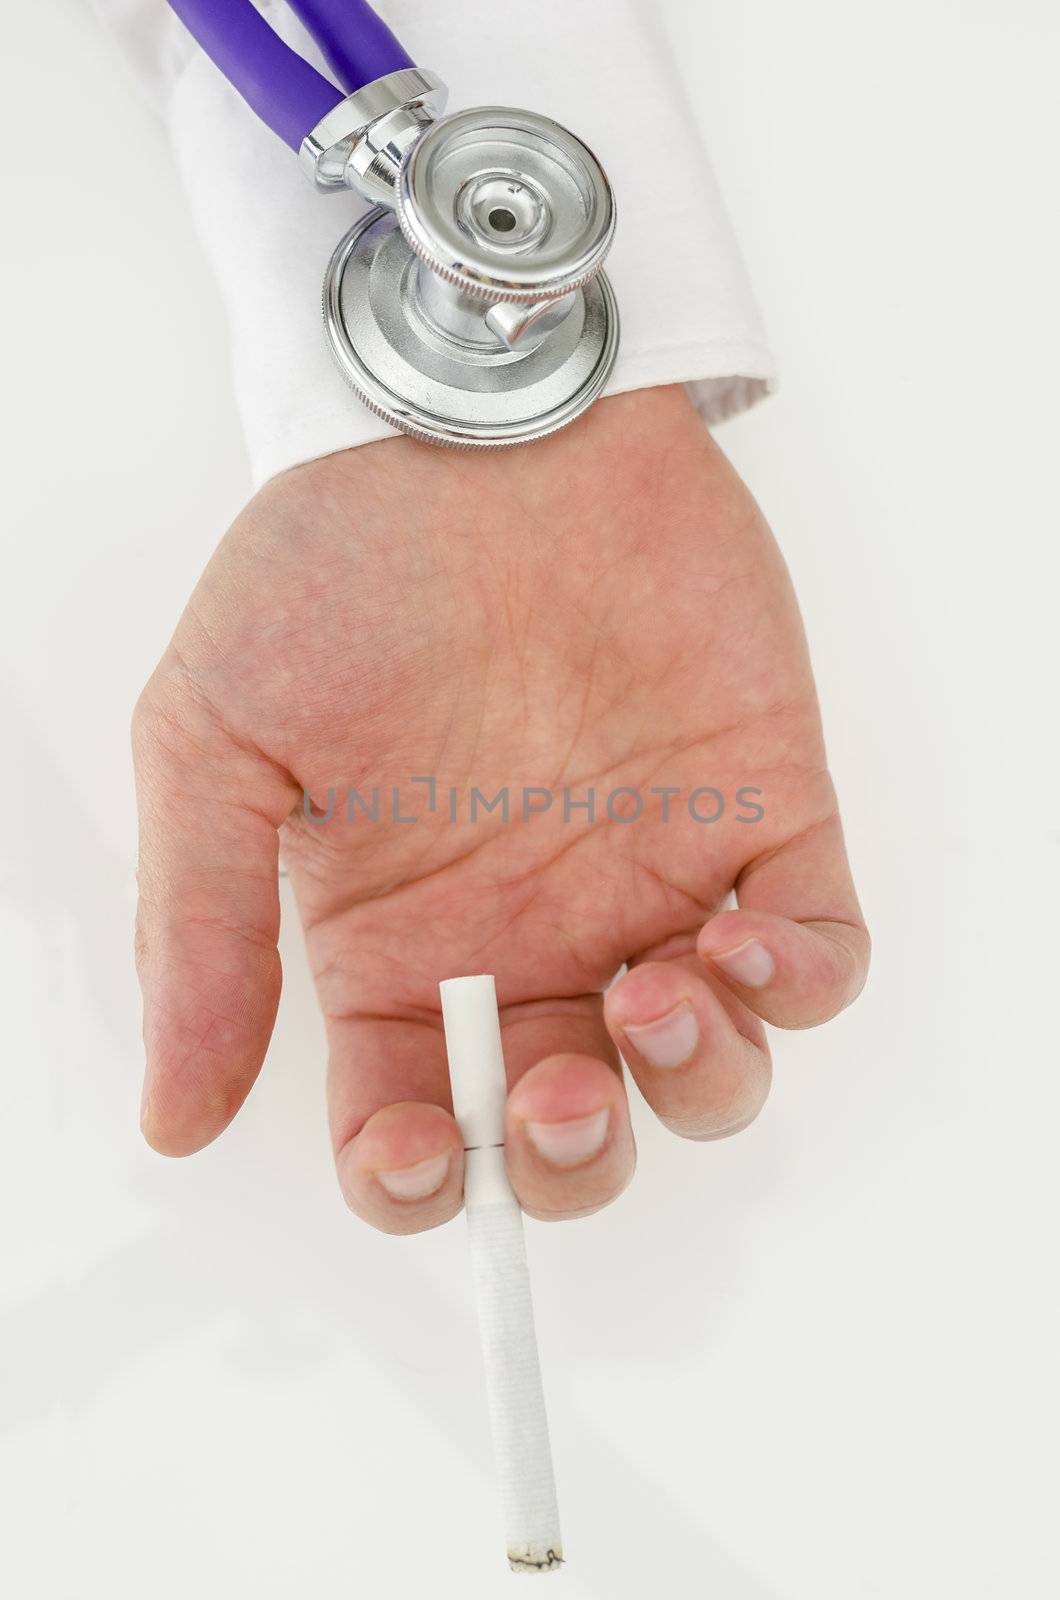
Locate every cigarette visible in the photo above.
<box><xmin>440</xmin><ymin>975</ymin><xmax>564</xmax><ymax>1575</ymax></box>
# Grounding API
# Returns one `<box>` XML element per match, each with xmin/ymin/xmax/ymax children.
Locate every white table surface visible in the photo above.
<box><xmin>1</xmin><ymin>3</ymin><xmax>1057</xmax><ymax>1595</ymax></box>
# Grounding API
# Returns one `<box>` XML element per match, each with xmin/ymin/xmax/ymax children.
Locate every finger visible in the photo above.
<box><xmin>336</xmin><ymin>1100</ymin><xmax>465</xmax><ymax>1236</ymax></box>
<box><xmin>327</xmin><ymin>998</ymin><xmax>634</xmax><ymax>1230</ymax></box>
<box><xmin>500</xmin><ymin>1002</ymin><xmax>635</xmax><ymax>1220</ymax></box>
<box><xmin>697</xmin><ymin>813</ymin><xmax>870</xmax><ymax>1029</ymax></box>
<box><xmin>328</xmin><ymin>1014</ymin><xmax>465</xmax><ymax>1235</ymax></box>
<box><xmin>132</xmin><ymin>673</ymin><xmax>297</xmax><ymax>1156</ymax></box>
<box><xmin>605</xmin><ymin>958</ymin><xmax>771</xmax><ymax>1140</ymax></box>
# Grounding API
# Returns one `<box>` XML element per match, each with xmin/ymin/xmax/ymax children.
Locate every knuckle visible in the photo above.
<box><xmin>130</xmin><ymin>681</ymin><xmax>188</xmax><ymax>770</ymax></box>
<box><xmin>130</xmin><ymin>686</ymin><xmax>159</xmax><ymax>758</ymax></box>
<box><xmin>133</xmin><ymin>910</ymin><xmax>150</xmax><ymax>978</ymax></box>
<box><xmin>131</xmin><ymin>655</ymin><xmax>223</xmax><ymax>771</ymax></box>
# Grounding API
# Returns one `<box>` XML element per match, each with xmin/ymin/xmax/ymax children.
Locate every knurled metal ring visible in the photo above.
<box><xmin>395</xmin><ymin>106</ymin><xmax>616</xmax><ymax>304</ymax></box>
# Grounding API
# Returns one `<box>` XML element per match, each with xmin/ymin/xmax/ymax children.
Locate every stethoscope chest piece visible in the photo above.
<box><xmin>322</xmin><ymin>105</ymin><xmax>619</xmax><ymax>446</ymax></box>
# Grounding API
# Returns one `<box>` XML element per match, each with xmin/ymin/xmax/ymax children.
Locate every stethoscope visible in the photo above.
<box><xmin>167</xmin><ymin>0</ymin><xmax>619</xmax><ymax>447</ymax></box>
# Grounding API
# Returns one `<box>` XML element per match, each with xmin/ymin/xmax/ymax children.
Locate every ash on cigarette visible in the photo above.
<box><xmin>508</xmin><ymin>1547</ymin><xmax>564</xmax><ymax>1574</ymax></box>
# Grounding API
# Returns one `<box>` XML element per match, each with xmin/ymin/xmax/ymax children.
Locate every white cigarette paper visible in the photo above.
<box><xmin>440</xmin><ymin>975</ymin><xmax>563</xmax><ymax>1574</ymax></box>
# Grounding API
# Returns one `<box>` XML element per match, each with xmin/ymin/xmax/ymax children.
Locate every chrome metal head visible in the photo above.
<box><xmin>299</xmin><ymin>68</ymin><xmax>448</xmax><ymax>201</ymax></box>
<box><xmin>322</xmin><ymin>208</ymin><xmax>619</xmax><ymax>448</ymax></box>
<box><xmin>312</xmin><ymin>94</ymin><xmax>620</xmax><ymax>447</ymax></box>
<box><xmin>395</xmin><ymin>107</ymin><xmax>616</xmax><ymax>303</ymax></box>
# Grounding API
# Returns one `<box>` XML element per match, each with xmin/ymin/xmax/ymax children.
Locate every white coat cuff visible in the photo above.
<box><xmin>151</xmin><ymin>0</ymin><xmax>775</xmax><ymax>486</ymax></box>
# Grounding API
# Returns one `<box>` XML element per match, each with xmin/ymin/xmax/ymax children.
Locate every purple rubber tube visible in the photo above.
<box><xmin>285</xmin><ymin>1</ymin><xmax>414</xmax><ymax>92</ymax></box>
<box><xmin>166</xmin><ymin>0</ymin><xmax>344</xmax><ymax>150</ymax></box>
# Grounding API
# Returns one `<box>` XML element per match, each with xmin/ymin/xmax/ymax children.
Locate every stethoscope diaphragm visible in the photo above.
<box><xmin>322</xmin><ymin>204</ymin><xmax>619</xmax><ymax>448</ymax></box>
<box><xmin>322</xmin><ymin>105</ymin><xmax>619</xmax><ymax>447</ymax></box>
<box><xmin>165</xmin><ymin>2</ymin><xmax>620</xmax><ymax>446</ymax></box>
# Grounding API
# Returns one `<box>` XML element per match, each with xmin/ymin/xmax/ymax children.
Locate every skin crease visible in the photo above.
<box><xmin>133</xmin><ymin>385</ymin><xmax>869</xmax><ymax>1233</ymax></box>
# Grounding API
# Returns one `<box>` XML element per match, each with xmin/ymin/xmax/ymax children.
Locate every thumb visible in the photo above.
<box><xmin>132</xmin><ymin>667</ymin><xmax>297</xmax><ymax>1155</ymax></box>
<box><xmin>697</xmin><ymin>812</ymin><xmax>870</xmax><ymax>1029</ymax></box>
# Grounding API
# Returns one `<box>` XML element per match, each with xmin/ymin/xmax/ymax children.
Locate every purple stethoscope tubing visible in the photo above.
<box><xmin>166</xmin><ymin>0</ymin><xmax>414</xmax><ymax>151</ymax></box>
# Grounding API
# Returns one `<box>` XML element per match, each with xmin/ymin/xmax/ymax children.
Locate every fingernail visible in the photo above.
<box><xmin>624</xmin><ymin>1002</ymin><xmax>699</xmax><ymax>1068</ymax></box>
<box><xmin>525</xmin><ymin>1108</ymin><xmax>610</xmax><ymax>1168</ymax></box>
<box><xmin>376</xmin><ymin>1152</ymin><xmax>451</xmax><ymax>1201</ymax></box>
<box><xmin>708</xmin><ymin>938</ymin><xmax>774</xmax><ymax>988</ymax></box>
<box><xmin>139</xmin><ymin>1083</ymin><xmax>151</xmax><ymax>1133</ymax></box>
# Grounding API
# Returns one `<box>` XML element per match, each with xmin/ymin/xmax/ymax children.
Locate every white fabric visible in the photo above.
<box><xmin>93</xmin><ymin>0</ymin><xmax>775</xmax><ymax>487</ymax></box>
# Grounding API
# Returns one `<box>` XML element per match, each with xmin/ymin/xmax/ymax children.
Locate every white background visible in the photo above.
<box><xmin>2</xmin><ymin>2</ymin><xmax>1059</xmax><ymax>1596</ymax></box>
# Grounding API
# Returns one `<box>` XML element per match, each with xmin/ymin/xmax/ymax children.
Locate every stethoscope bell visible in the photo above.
<box><xmin>321</xmin><ymin>100</ymin><xmax>620</xmax><ymax>446</ymax></box>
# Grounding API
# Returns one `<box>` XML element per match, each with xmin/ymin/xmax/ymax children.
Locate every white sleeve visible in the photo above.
<box><xmin>91</xmin><ymin>0</ymin><xmax>775</xmax><ymax>489</ymax></box>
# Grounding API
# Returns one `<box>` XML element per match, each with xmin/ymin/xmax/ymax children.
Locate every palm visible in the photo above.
<box><xmin>135</xmin><ymin>387</ymin><xmax>866</xmax><ymax>1228</ymax></box>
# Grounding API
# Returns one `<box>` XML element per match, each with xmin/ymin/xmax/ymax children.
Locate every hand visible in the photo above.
<box><xmin>133</xmin><ymin>386</ymin><xmax>869</xmax><ymax>1231</ymax></box>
